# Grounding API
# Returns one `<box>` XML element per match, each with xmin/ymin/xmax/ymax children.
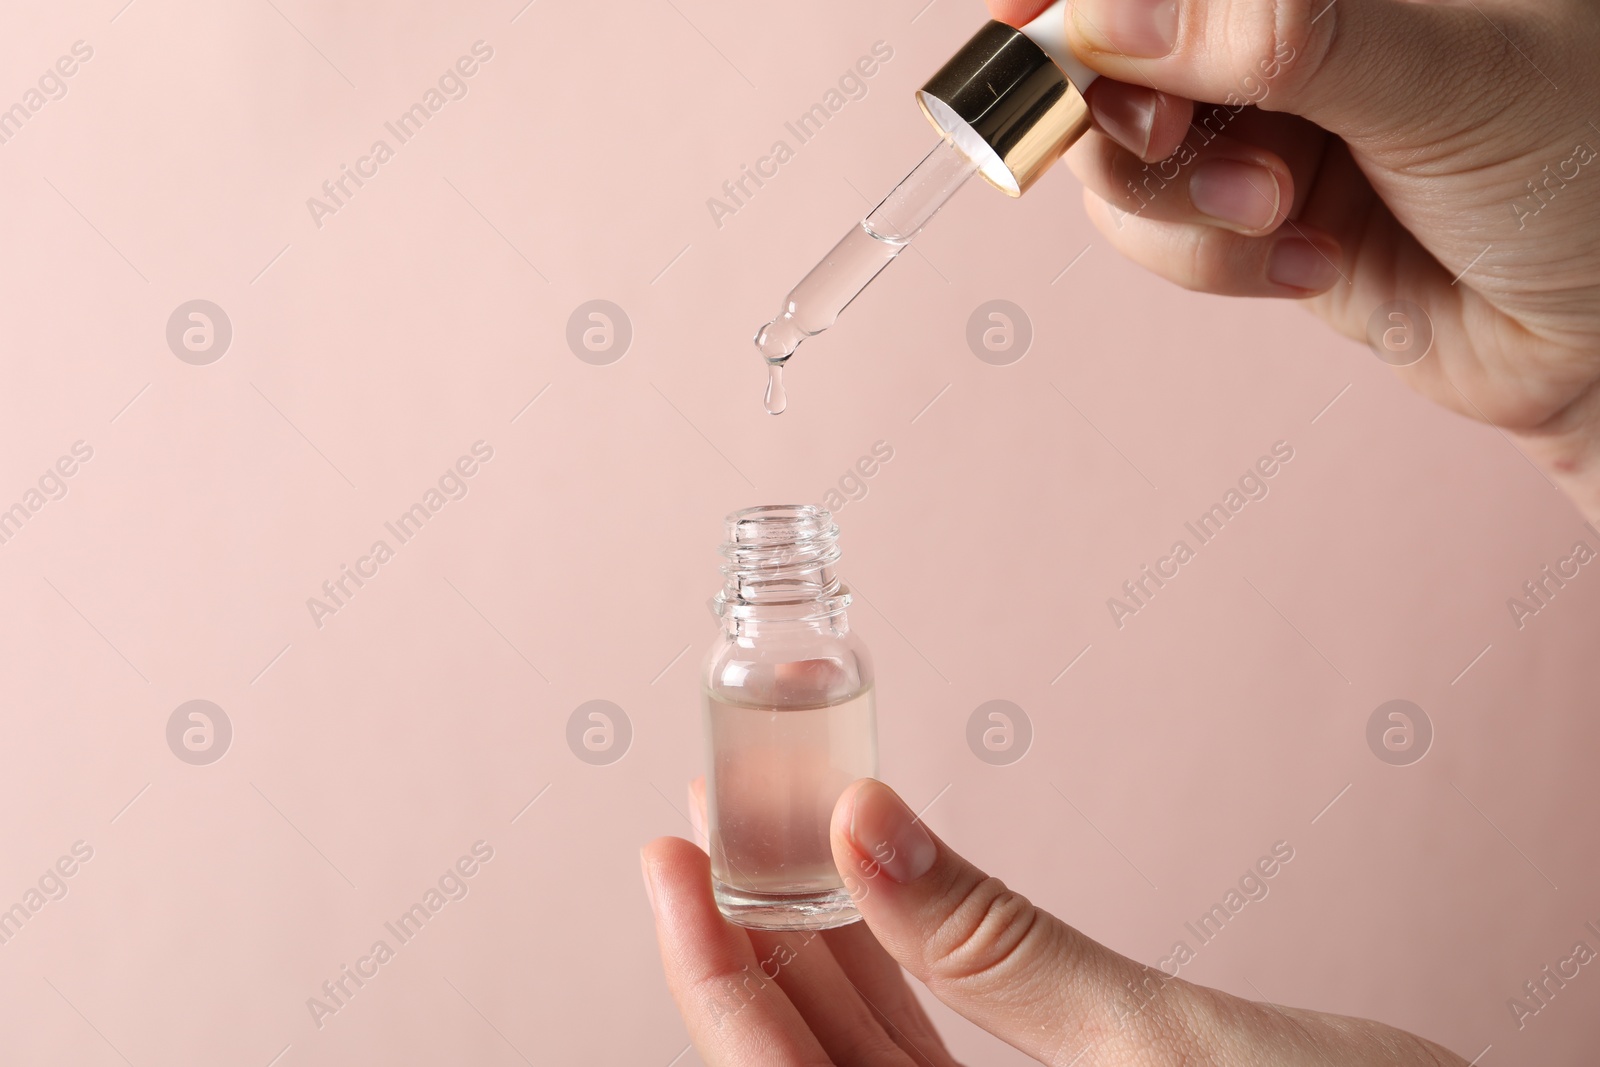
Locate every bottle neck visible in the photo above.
<box><xmin>711</xmin><ymin>504</ymin><xmax>851</xmax><ymax>627</ymax></box>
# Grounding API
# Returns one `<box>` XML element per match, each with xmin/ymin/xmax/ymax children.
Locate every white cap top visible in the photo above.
<box><xmin>1020</xmin><ymin>0</ymin><xmax>1098</xmax><ymax>92</ymax></box>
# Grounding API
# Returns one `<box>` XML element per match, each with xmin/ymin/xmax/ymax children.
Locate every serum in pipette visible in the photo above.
<box><xmin>754</xmin><ymin>139</ymin><xmax>974</xmax><ymax>414</ymax></box>
<box><xmin>751</xmin><ymin>0</ymin><xmax>1098</xmax><ymax>413</ymax></box>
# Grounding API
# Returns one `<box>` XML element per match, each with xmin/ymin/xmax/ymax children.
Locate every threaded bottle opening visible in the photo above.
<box><xmin>713</xmin><ymin>504</ymin><xmax>850</xmax><ymax>620</ymax></box>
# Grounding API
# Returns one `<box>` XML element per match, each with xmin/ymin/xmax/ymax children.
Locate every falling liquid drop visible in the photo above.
<box><xmin>763</xmin><ymin>362</ymin><xmax>787</xmax><ymax>415</ymax></box>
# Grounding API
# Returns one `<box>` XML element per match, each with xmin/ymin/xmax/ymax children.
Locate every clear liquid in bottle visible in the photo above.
<box><xmin>705</xmin><ymin>686</ymin><xmax>878</xmax><ymax>929</ymax></box>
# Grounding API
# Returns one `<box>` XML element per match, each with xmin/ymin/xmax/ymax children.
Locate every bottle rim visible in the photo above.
<box><xmin>712</xmin><ymin>504</ymin><xmax>852</xmax><ymax>620</ymax></box>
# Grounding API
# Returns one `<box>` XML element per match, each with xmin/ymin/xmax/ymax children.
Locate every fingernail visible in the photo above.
<box><xmin>1189</xmin><ymin>159</ymin><xmax>1282</xmax><ymax>233</ymax></box>
<box><xmin>1091</xmin><ymin>86</ymin><xmax>1156</xmax><ymax>159</ymax></box>
<box><xmin>1072</xmin><ymin>0</ymin><xmax>1178</xmax><ymax>58</ymax></box>
<box><xmin>640</xmin><ymin>849</ymin><xmax>659</xmax><ymax>912</ymax></box>
<box><xmin>1267</xmin><ymin>236</ymin><xmax>1341</xmax><ymax>292</ymax></box>
<box><xmin>847</xmin><ymin>781</ymin><xmax>937</xmax><ymax>884</ymax></box>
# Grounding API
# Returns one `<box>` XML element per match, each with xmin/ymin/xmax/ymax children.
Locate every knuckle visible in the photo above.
<box><xmin>829</xmin><ymin>1026</ymin><xmax>916</xmax><ymax>1066</ymax></box>
<box><xmin>1176</xmin><ymin>227</ymin><xmax>1247</xmax><ymax>293</ymax></box>
<box><xmin>691</xmin><ymin>962</ymin><xmax>772</xmax><ymax>1029</ymax></box>
<box><xmin>1104</xmin><ymin>980</ymin><xmax>1235</xmax><ymax>1065</ymax></box>
<box><xmin>1474</xmin><ymin>12</ymin><xmax>1559</xmax><ymax>120</ymax></box>
<box><xmin>1218</xmin><ymin>0</ymin><xmax>1333</xmax><ymax>109</ymax></box>
<box><xmin>925</xmin><ymin>874</ymin><xmax>1049</xmax><ymax>987</ymax></box>
<box><xmin>1087</xmin><ymin>193</ymin><xmax>1264</xmax><ymax>297</ymax></box>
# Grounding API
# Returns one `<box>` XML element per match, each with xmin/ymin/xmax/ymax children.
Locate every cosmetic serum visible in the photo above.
<box><xmin>702</xmin><ymin>505</ymin><xmax>877</xmax><ymax>930</ymax></box>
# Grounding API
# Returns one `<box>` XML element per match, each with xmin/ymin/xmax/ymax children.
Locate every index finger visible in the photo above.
<box><xmin>641</xmin><ymin>837</ymin><xmax>833</xmax><ymax>1067</ymax></box>
<box><xmin>686</xmin><ymin>776</ymin><xmax>957</xmax><ymax>1064</ymax></box>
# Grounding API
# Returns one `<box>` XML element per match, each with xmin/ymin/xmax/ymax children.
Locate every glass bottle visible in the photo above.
<box><xmin>703</xmin><ymin>504</ymin><xmax>878</xmax><ymax>930</ymax></box>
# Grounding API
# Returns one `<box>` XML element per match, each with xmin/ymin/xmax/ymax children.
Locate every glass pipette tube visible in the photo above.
<box><xmin>754</xmin><ymin>137</ymin><xmax>978</xmax><ymax>413</ymax></box>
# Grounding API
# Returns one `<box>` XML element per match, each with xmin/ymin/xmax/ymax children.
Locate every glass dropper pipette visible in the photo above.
<box><xmin>753</xmin><ymin>137</ymin><xmax>978</xmax><ymax>414</ymax></box>
<box><xmin>751</xmin><ymin>0</ymin><xmax>1096</xmax><ymax>414</ymax></box>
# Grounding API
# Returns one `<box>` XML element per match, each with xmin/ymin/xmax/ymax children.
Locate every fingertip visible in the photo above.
<box><xmin>1085</xmin><ymin>80</ymin><xmax>1194</xmax><ymax>164</ymax></box>
<box><xmin>1188</xmin><ymin>156</ymin><xmax>1291</xmax><ymax>236</ymax></box>
<box><xmin>1080</xmin><ymin>189</ymin><xmax>1345</xmax><ymax>299</ymax></box>
<box><xmin>642</xmin><ymin>833</ymin><xmax>702</xmax><ymax>866</ymax></box>
<box><xmin>985</xmin><ymin>0</ymin><xmax>1055</xmax><ymax>27</ymax></box>
<box><xmin>1086</xmin><ymin>80</ymin><xmax>1157</xmax><ymax>160</ymax></box>
<box><xmin>830</xmin><ymin>777</ymin><xmax>872</xmax><ymax>845</ymax></box>
<box><xmin>641</xmin><ymin>835</ymin><xmax>711</xmax><ymax>905</ymax></box>
<box><xmin>640</xmin><ymin>838</ymin><xmax>691</xmax><ymax>927</ymax></box>
<box><xmin>832</xmin><ymin>778</ymin><xmax>938</xmax><ymax>886</ymax></box>
<box><xmin>688</xmin><ymin>776</ymin><xmax>708</xmax><ymax>849</ymax></box>
<box><xmin>1266</xmin><ymin>232</ymin><xmax>1344</xmax><ymax>294</ymax></box>
<box><xmin>1146</xmin><ymin>91</ymin><xmax>1195</xmax><ymax>162</ymax></box>
<box><xmin>1081</xmin><ymin>184</ymin><xmax>1135</xmax><ymax>242</ymax></box>
<box><xmin>641</xmin><ymin>836</ymin><xmax>729</xmax><ymax>947</ymax></box>
<box><xmin>640</xmin><ymin>846</ymin><xmax>658</xmax><ymax>912</ymax></box>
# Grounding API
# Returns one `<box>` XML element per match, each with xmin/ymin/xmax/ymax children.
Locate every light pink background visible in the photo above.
<box><xmin>1</xmin><ymin>0</ymin><xmax>1596</xmax><ymax>1063</ymax></box>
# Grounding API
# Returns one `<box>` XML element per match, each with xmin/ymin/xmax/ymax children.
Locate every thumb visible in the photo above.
<box><xmin>830</xmin><ymin>779</ymin><xmax>1219</xmax><ymax>1065</ymax></box>
<box><xmin>1062</xmin><ymin>0</ymin><xmax>1548</xmax><ymax>147</ymax></box>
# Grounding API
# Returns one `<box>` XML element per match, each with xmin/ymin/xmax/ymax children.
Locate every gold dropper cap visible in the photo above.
<box><xmin>916</xmin><ymin>20</ymin><xmax>1092</xmax><ymax>197</ymax></box>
